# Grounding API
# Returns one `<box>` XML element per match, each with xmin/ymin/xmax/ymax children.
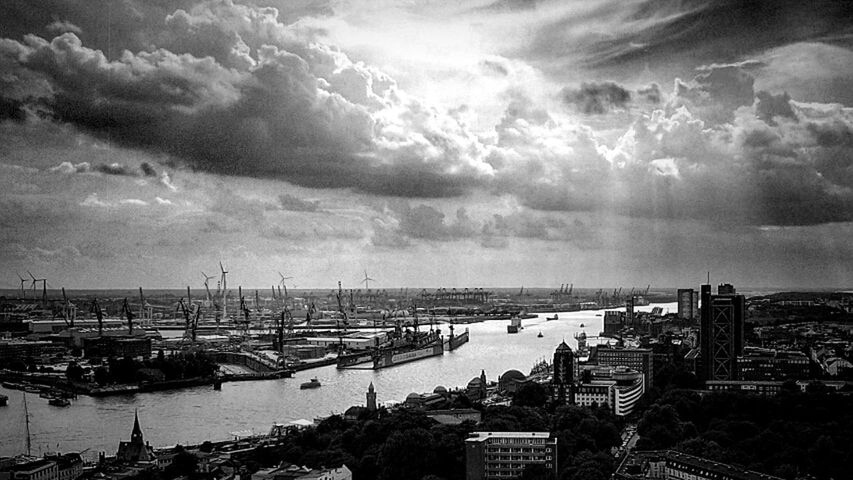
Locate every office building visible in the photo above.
<box><xmin>736</xmin><ymin>347</ymin><xmax>810</xmax><ymax>381</ymax></box>
<box><xmin>551</xmin><ymin>341</ymin><xmax>574</xmax><ymax>404</ymax></box>
<box><xmin>677</xmin><ymin>289</ymin><xmax>699</xmax><ymax>320</ymax></box>
<box><xmin>595</xmin><ymin>345</ymin><xmax>654</xmax><ymax>388</ymax></box>
<box><xmin>574</xmin><ymin>367</ymin><xmax>645</xmax><ymax>416</ymax></box>
<box><xmin>465</xmin><ymin>432</ymin><xmax>557</xmax><ymax>480</ymax></box>
<box><xmin>700</xmin><ymin>284</ymin><xmax>745</xmax><ymax>381</ymax></box>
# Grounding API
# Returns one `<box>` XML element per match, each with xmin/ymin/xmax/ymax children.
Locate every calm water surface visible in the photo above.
<box><xmin>0</xmin><ymin>303</ymin><xmax>675</xmax><ymax>457</ymax></box>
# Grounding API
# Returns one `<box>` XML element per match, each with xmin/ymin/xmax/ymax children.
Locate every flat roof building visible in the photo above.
<box><xmin>466</xmin><ymin>432</ymin><xmax>557</xmax><ymax>480</ymax></box>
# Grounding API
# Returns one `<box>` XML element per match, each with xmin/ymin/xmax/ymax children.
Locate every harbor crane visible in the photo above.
<box><xmin>335</xmin><ymin>281</ymin><xmax>349</xmax><ymax>332</ymax></box>
<box><xmin>90</xmin><ymin>299</ymin><xmax>104</xmax><ymax>335</ymax></box>
<box><xmin>177</xmin><ymin>297</ymin><xmax>200</xmax><ymax>345</ymax></box>
<box><xmin>121</xmin><ymin>298</ymin><xmax>135</xmax><ymax>334</ymax></box>
<box><xmin>59</xmin><ymin>287</ymin><xmax>75</xmax><ymax>327</ymax></box>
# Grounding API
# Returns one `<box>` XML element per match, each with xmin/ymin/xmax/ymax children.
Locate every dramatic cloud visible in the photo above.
<box><xmin>278</xmin><ymin>193</ymin><xmax>321</xmax><ymax>212</ymax></box>
<box><xmin>562</xmin><ymin>81</ymin><xmax>631</xmax><ymax>114</ymax></box>
<box><xmin>1</xmin><ymin>0</ymin><xmax>852</xmax><ymax>287</ymax></box>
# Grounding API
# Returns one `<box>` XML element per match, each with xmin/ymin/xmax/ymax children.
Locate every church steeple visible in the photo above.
<box><xmin>131</xmin><ymin>410</ymin><xmax>144</xmax><ymax>443</ymax></box>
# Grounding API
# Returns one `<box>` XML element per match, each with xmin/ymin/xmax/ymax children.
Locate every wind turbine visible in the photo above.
<box><xmin>16</xmin><ymin>273</ymin><xmax>27</xmax><ymax>299</ymax></box>
<box><xmin>202</xmin><ymin>271</ymin><xmax>215</xmax><ymax>303</ymax></box>
<box><xmin>360</xmin><ymin>270</ymin><xmax>375</xmax><ymax>290</ymax></box>
<box><xmin>27</xmin><ymin>271</ymin><xmax>47</xmax><ymax>304</ymax></box>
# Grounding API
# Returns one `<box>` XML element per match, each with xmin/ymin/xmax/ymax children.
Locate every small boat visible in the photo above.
<box><xmin>537</xmin><ymin>331</ymin><xmax>543</xmax><ymax>338</ymax></box>
<box><xmin>579</xmin><ymin>323</ymin><xmax>585</xmax><ymax>328</ymax></box>
<box><xmin>595</xmin><ymin>314</ymin><xmax>602</xmax><ymax>317</ymax></box>
<box><xmin>0</xmin><ymin>394</ymin><xmax>7</xmax><ymax>406</ymax></box>
<box><xmin>48</xmin><ymin>397</ymin><xmax>71</xmax><ymax>407</ymax></box>
<box><xmin>300</xmin><ymin>378</ymin><xmax>321</xmax><ymax>389</ymax></box>
<box><xmin>546</xmin><ymin>314</ymin><xmax>558</xmax><ymax>321</ymax></box>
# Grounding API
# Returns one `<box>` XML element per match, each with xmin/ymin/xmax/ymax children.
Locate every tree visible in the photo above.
<box><xmin>513</xmin><ymin>382</ymin><xmax>550</xmax><ymax>408</ymax></box>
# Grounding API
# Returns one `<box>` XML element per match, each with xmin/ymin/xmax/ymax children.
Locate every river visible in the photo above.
<box><xmin>0</xmin><ymin>303</ymin><xmax>675</xmax><ymax>457</ymax></box>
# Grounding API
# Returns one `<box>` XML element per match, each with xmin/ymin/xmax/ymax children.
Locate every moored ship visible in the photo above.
<box><xmin>445</xmin><ymin>325</ymin><xmax>469</xmax><ymax>351</ymax></box>
<box><xmin>507</xmin><ymin>316</ymin><xmax>523</xmax><ymax>333</ymax></box>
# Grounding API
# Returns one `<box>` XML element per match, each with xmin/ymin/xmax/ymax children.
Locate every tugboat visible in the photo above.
<box><xmin>546</xmin><ymin>314</ymin><xmax>558</xmax><ymax>321</ymax></box>
<box><xmin>300</xmin><ymin>377</ymin><xmax>321</xmax><ymax>389</ymax></box>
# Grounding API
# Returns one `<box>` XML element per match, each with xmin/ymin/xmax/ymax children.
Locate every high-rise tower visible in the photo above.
<box><xmin>551</xmin><ymin>341</ymin><xmax>574</xmax><ymax>404</ymax></box>
<box><xmin>700</xmin><ymin>283</ymin><xmax>745</xmax><ymax>381</ymax></box>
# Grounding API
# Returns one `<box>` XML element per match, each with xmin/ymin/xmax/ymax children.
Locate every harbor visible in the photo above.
<box><xmin>0</xmin><ymin>302</ymin><xmax>674</xmax><ymax>457</ymax></box>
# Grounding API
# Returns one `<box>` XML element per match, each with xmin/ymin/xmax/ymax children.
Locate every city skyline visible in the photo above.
<box><xmin>2</xmin><ymin>1</ymin><xmax>853</xmax><ymax>289</ymax></box>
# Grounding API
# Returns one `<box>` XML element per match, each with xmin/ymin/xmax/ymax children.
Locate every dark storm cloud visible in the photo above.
<box><xmin>561</xmin><ymin>82</ymin><xmax>631</xmax><ymax>114</ymax></box>
<box><xmin>49</xmin><ymin>160</ymin><xmax>163</xmax><ymax>179</ymax></box>
<box><xmin>578</xmin><ymin>0</ymin><xmax>853</xmax><ymax>71</ymax></box>
<box><xmin>3</xmin><ymin>0</ymin><xmax>853</xmax><ymax>231</ymax></box>
<box><xmin>0</xmin><ymin>2</ymin><xmax>493</xmax><ymax>199</ymax></box>
<box><xmin>278</xmin><ymin>193</ymin><xmax>321</xmax><ymax>212</ymax></box>
<box><xmin>637</xmin><ymin>84</ymin><xmax>662</xmax><ymax>104</ymax></box>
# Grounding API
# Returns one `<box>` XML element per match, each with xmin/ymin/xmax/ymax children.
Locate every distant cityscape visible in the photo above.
<box><xmin>1</xmin><ymin>281</ymin><xmax>852</xmax><ymax>480</ymax></box>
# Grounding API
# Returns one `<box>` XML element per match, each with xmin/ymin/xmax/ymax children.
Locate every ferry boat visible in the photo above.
<box><xmin>300</xmin><ymin>378</ymin><xmax>321</xmax><ymax>389</ymax></box>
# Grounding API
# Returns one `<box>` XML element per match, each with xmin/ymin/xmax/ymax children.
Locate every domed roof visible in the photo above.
<box><xmin>406</xmin><ymin>392</ymin><xmax>422</xmax><ymax>401</ymax></box>
<box><xmin>500</xmin><ymin>369</ymin><xmax>526</xmax><ymax>382</ymax></box>
<box><xmin>467</xmin><ymin>377</ymin><xmax>483</xmax><ymax>388</ymax></box>
<box><xmin>433</xmin><ymin>385</ymin><xmax>448</xmax><ymax>394</ymax></box>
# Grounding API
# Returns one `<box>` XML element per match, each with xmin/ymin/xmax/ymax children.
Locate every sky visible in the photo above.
<box><xmin>1</xmin><ymin>0</ymin><xmax>852</xmax><ymax>290</ymax></box>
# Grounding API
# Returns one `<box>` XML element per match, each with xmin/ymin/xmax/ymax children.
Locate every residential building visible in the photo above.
<box><xmin>465</xmin><ymin>432</ymin><xmax>557</xmax><ymax>480</ymax></box>
<box><xmin>615</xmin><ymin>450</ymin><xmax>782</xmax><ymax>480</ymax></box>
